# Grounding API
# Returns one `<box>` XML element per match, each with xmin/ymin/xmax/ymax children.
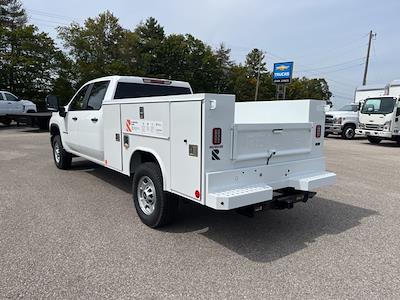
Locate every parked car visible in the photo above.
<box><xmin>0</xmin><ymin>91</ymin><xmax>37</xmax><ymax>125</ymax></box>
<box><xmin>325</xmin><ymin>103</ymin><xmax>359</xmax><ymax>139</ymax></box>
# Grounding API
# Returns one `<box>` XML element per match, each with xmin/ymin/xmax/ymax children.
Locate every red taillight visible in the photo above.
<box><xmin>212</xmin><ymin>128</ymin><xmax>222</xmax><ymax>145</ymax></box>
<box><xmin>316</xmin><ymin>125</ymin><xmax>322</xmax><ymax>138</ymax></box>
<box><xmin>195</xmin><ymin>190</ymin><xmax>200</xmax><ymax>199</ymax></box>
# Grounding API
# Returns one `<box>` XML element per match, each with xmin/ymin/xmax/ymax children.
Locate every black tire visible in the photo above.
<box><xmin>1</xmin><ymin>117</ymin><xmax>12</xmax><ymax>126</ymax></box>
<box><xmin>52</xmin><ymin>135</ymin><xmax>72</xmax><ymax>169</ymax></box>
<box><xmin>341</xmin><ymin>124</ymin><xmax>356</xmax><ymax>140</ymax></box>
<box><xmin>367</xmin><ymin>137</ymin><xmax>382</xmax><ymax>144</ymax></box>
<box><xmin>132</xmin><ymin>162</ymin><xmax>177</xmax><ymax>228</ymax></box>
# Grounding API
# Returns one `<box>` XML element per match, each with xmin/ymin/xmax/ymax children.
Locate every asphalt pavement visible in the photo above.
<box><xmin>1</xmin><ymin>125</ymin><xmax>399</xmax><ymax>299</ymax></box>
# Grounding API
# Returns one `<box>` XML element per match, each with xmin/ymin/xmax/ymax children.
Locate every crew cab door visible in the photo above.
<box><xmin>64</xmin><ymin>84</ymin><xmax>90</xmax><ymax>153</ymax></box>
<box><xmin>76</xmin><ymin>81</ymin><xmax>109</xmax><ymax>161</ymax></box>
<box><xmin>3</xmin><ymin>92</ymin><xmax>23</xmax><ymax>114</ymax></box>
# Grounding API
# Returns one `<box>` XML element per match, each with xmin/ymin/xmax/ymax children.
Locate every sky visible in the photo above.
<box><xmin>22</xmin><ymin>0</ymin><xmax>400</xmax><ymax>108</ymax></box>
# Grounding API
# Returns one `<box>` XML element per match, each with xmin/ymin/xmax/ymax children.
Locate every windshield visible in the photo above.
<box><xmin>339</xmin><ymin>105</ymin><xmax>357</xmax><ymax>112</ymax></box>
<box><xmin>361</xmin><ymin>97</ymin><xmax>396</xmax><ymax>114</ymax></box>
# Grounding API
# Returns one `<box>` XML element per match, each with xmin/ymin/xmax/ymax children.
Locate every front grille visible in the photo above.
<box><xmin>325</xmin><ymin>114</ymin><xmax>333</xmax><ymax>125</ymax></box>
<box><xmin>365</xmin><ymin>123</ymin><xmax>383</xmax><ymax>131</ymax></box>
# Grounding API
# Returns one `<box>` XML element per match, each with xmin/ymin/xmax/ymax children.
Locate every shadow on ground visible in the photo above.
<box><xmin>0</xmin><ymin>124</ymin><xmax>47</xmax><ymax>133</ymax></box>
<box><xmin>360</xmin><ymin>140</ymin><xmax>400</xmax><ymax>148</ymax></box>
<box><xmin>70</xmin><ymin>159</ymin><xmax>378</xmax><ymax>263</ymax></box>
<box><xmin>326</xmin><ymin>135</ymin><xmax>365</xmax><ymax>141</ymax></box>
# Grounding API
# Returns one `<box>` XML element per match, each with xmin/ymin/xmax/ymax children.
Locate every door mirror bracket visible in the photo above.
<box><xmin>59</xmin><ymin>106</ymin><xmax>67</xmax><ymax>118</ymax></box>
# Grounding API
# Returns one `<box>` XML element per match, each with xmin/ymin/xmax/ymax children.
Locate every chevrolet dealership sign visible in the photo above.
<box><xmin>273</xmin><ymin>62</ymin><xmax>294</xmax><ymax>84</ymax></box>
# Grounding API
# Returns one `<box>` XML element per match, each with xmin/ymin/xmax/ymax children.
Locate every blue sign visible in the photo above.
<box><xmin>273</xmin><ymin>62</ymin><xmax>294</xmax><ymax>84</ymax></box>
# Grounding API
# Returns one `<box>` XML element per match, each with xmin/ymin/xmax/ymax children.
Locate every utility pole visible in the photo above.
<box><xmin>254</xmin><ymin>51</ymin><xmax>263</xmax><ymax>101</ymax></box>
<box><xmin>362</xmin><ymin>30</ymin><xmax>376</xmax><ymax>86</ymax></box>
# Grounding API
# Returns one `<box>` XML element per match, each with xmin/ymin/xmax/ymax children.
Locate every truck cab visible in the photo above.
<box><xmin>49</xmin><ymin>76</ymin><xmax>192</xmax><ymax>162</ymax></box>
<box><xmin>325</xmin><ymin>103</ymin><xmax>359</xmax><ymax>139</ymax></box>
<box><xmin>357</xmin><ymin>96</ymin><xmax>400</xmax><ymax>144</ymax></box>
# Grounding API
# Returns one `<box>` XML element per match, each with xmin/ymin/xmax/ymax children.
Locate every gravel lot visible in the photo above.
<box><xmin>1</xmin><ymin>126</ymin><xmax>399</xmax><ymax>299</ymax></box>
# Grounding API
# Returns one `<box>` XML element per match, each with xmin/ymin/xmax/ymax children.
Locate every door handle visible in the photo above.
<box><xmin>91</xmin><ymin>118</ymin><xmax>98</xmax><ymax>122</ymax></box>
<box><xmin>273</xmin><ymin>129</ymin><xmax>283</xmax><ymax>134</ymax></box>
<box><xmin>72</xmin><ymin>117</ymin><xmax>78</xmax><ymax>121</ymax></box>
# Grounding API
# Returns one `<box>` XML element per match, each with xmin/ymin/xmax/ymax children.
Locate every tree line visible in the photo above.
<box><xmin>0</xmin><ymin>0</ymin><xmax>332</xmax><ymax>109</ymax></box>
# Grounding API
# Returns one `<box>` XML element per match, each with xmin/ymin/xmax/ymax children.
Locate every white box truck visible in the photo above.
<box><xmin>46</xmin><ymin>76</ymin><xmax>336</xmax><ymax>228</ymax></box>
<box><xmin>357</xmin><ymin>80</ymin><xmax>400</xmax><ymax>144</ymax></box>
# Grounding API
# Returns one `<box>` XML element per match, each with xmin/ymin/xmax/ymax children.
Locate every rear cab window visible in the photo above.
<box><xmin>114</xmin><ymin>82</ymin><xmax>192</xmax><ymax>99</ymax></box>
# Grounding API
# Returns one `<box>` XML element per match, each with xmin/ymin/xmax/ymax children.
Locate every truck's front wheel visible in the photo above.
<box><xmin>52</xmin><ymin>135</ymin><xmax>72</xmax><ymax>169</ymax></box>
<box><xmin>132</xmin><ymin>162</ymin><xmax>177</xmax><ymax>228</ymax></box>
<box><xmin>341</xmin><ymin>124</ymin><xmax>356</xmax><ymax>139</ymax></box>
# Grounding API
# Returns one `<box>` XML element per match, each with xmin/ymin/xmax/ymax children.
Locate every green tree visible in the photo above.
<box><xmin>134</xmin><ymin>17</ymin><xmax>165</xmax><ymax>76</ymax></box>
<box><xmin>286</xmin><ymin>77</ymin><xmax>332</xmax><ymax>100</ymax></box>
<box><xmin>58</xmin><ymin>11</ymin><xmax>139</xmax><ymax>85</ymax></box>
<box><xmin>157</xmin><ymin>33</ymin><xmax>219</xmax><ymax>92</ymax></box>
<box><xmin>214</xmin><ymin>43</ymin><xmax>233</xmax><ymax>93</ymax></box>
<box><xmin>245</xmin><ymin>48</ymin><xmax>266</xmax><ymax>78</ymax></box>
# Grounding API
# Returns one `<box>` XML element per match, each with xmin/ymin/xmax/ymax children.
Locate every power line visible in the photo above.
<box><xmin>25</xmin><ymin>8</ymin><xmax>83</xmax><ymax>22</ymax></box>
<box><xmin>297</xmin><ymin>62</ymin><xmax>364</xmax><ymax>77</ymax></box>
<box><xmin>296</xmin><ymin>57</ymin><xmax>365</xmax><ymax>72</ymax></box>
<box><xmin>29</xmin><ymin>17</ymin><xmax>69</xmax><ymax>26</ymax></box>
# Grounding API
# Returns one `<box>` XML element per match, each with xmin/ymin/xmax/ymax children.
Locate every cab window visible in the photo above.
<box><xmin>0</xmin><ymin>93</ymin><xmax>4</xmax><ymax>101</ymax></box>
<box><xmin>69</xmin><ymin>85</ymin><xmax>89</xmax><ymax>111</ymax></box>
<box><xmin>86</xmin><ymin>81</ymin><xmax>109</xmax><ymax>110</ymax></box>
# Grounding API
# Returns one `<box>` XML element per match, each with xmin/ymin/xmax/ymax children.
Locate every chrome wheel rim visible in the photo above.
<box><xmin>345</xmin><ymin>128</ymin><xmax>354</xmax><ymax>139</ymax></box>
<box><xmin>137</xmin><ymin>176</ymin><xmax>156</xmax><ymax>215</ymax></box>
<box><xmin>54</xmin><ymin>143</ymin><xmax>61</xmax><ymax>164</ymax></box>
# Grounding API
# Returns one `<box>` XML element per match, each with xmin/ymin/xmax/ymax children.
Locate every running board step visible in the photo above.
<box><xmin>207</xmin><ymin>184</ymin><xmax>273</xmax><ymax>210</ymax></box>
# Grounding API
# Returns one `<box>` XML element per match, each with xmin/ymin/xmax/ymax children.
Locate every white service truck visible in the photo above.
<box><xmin>324</xmin><ymin>103</ymin><xmax>359</xmax><ymax>139</ymax></box>
<box><xmin>0</xmin><ymin>91</ymin><xmax>37</xmax><ymax>125</ymax></box>
<box><xmin>46</xmin><ymin>76</ymin><xmax>336</xmax><ymax>228</ymax></box>
<box><xmin>357</xmin><ymin>80</ymin><xmax>400</xmax><ymax>144</ymax></box>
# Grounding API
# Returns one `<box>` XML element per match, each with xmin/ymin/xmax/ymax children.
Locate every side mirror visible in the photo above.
<box><xmin>46</xmin><ymin>95</ymin><xmax>60</xmax><ymax>112</ymax></box>
<box><xmin>59</xmin><ymin>106</ymin><xmax>67</xmax><ymax>118</ymax></box>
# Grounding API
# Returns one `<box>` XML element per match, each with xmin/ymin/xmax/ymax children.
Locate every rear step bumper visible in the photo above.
<box><xmin>236</xmin><ymin>189</ymin><xmax>317</xmax><ymax>217</ymax></box>
<box><xmin>205</xmin><ymin>158</ymin><xmax>336</xmax><ymax>210</ymax></box>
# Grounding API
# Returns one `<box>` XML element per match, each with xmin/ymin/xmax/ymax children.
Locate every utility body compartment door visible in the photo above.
<box><xmin>103</xmin><ymin>104</ymin><xmax>122</xmax><ymax>170</ymax></box>
<box><xmin>170</xmin><ymin>101</ymin><xmax>202</xmax><ymax>200</ymax></box>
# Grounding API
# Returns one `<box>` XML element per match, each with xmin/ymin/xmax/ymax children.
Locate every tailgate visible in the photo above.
<box><xmin>231</xmin><ymin>123</ymin><xmax>313</xmax><ymax>161</ymax></box>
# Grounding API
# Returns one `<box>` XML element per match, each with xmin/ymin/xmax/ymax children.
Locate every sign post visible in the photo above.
<box><xmin>273</xmin><ymin>61</ymin><xmax>294</xmax><ymax>100</ymax></box>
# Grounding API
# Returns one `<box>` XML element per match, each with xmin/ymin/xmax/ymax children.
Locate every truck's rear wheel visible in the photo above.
<box><xmin>52</xmin><ymin>135</ymin><xmax>72</xmax><ymax>169</ymax></box>
<box><xmin>341</xmin><ymin>124</ymin><xmax>356</xmax><ymax>139</ymax></box>
<box><xmin>367</xmin><ymin>137</ymin><xmax>382</xmax><ymax>144</ymax></box>
<box><xmin>132</xmin><ymin>162</ymin><xmax>177</xmax><ymax>228</ymax></box>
